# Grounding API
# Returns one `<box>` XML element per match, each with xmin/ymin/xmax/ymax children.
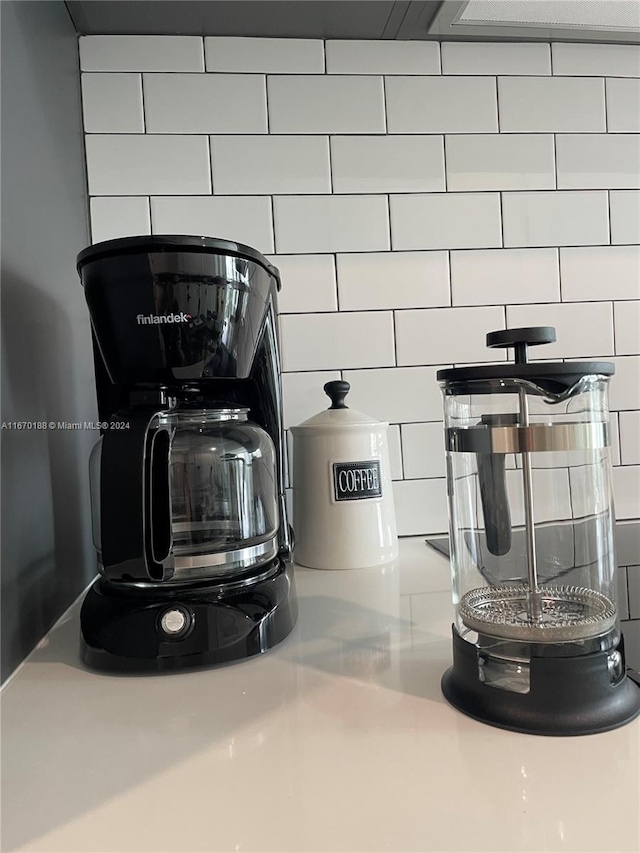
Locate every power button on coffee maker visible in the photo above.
<box><xmin>158</xmin><ymin>607</ymin><xmax>192</xmax><ymax>640</ymax></box>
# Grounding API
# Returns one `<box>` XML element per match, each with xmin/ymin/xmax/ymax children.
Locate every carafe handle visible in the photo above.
<box><xmin>100</xmin><ymin>410</ymin><xmax>174</xmax><ymax>582</ymax></box>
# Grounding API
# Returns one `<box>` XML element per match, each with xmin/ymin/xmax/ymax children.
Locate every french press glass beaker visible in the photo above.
<box><xmin>438</xmin><ymin>327</ymin><xmax>640</xmax><ymax>735</ymax></box>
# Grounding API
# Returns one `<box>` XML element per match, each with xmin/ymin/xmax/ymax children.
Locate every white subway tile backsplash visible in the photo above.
<box><xmin>281</xmin><ymin>371</ymin><xmax>341</xmax><ymax>428</ymax></box>
<box><xmin>80</xmin><ymin>35</ymin><xmax>640</xmax><ymax>538</ymax></box>
<box><xmin>90</xmin><ymin>197</ymin><xmax>150</xmax><ymax>244</ymax></box>
<box><xmin>336</xmin><ymin>251</ymin><xmax>450</xmax><ymax>311</ymax></box>
<box><xmin>451</xmin><ymin>248</ymin><xmax>560</xmax><ymax>306</ymax></box>
<box><xmin>388</xmin><ymin>425</ymin><xmax>403</xmax><ymax>480</ymax></box>
<box><xmin>79</xmin><ymin>35</ymin><xmax>204</xmax><ymax>72</ymax></box>
<box><xmin>211</xmin><ymin>136</ymin><xmax>330</xmax><ymax>195</ymax></box>
<box><xmin>205</xmin><ymin>37</ymin><xmax>323</xmax><ymax>73</ymax></box>
<box><xmin>610</xmin><ymin>191</ymin><xmax>640</xmax><ymax>244</ymax></box>
<box><xmin>326</xmin><ymin>40</ymin><xmax>439</xmax><ymax>74</ymax></box>
<box><xmin>150</xmin><ymin>196</ymin><xmax>274</xmax><ymax>253</ymax></box>
<box><xmin>612</xmin><ymin>466</ymin><xmax>640</xmax><ymax>520</ymax></box>
<box><xmin>330</xmin><ymin>136</ymin><xmax>445</xmax><ymax>194</ymax></box>
<box><xmin>614</xmin><ymin>301</ymin><xmax>640</xmax><ymax>356</ymax></box>
<box><xmin>401</xmin><ymin>423</ymin><xmax>446</xmax><ymax>479</ymax></box>
<box><xmin>393</xmin><ymin>479</ymin><xmax>448</xmax><ymax>535</ymax></box>
<box><xmin>620</xmin><ymin>412</ymin><xmax>640</xmax><ymax>465</ymax></box>
<box><xmin>445</xmin><ymin>134</ymin><xmax>555</xmax><ymax>192</ymax></box>
<box><xmin>385</xmin><ymin>76</ymin><xmax>498</xmax><ymax>134</ymax></box>
<box><xmin>507</xmin><ymin>302</ymin><xmax>614</xmax><ymax>359</ymax></box>
<box><xmin>606</xmin><ymin>79</ymin><xmax>640</xmax><ymax>133</ymax></box>
<box><xmin>267</xmin><ymin>76</ymin><xmax>385</xmax><ymax>134</ymax></box>
<box><xmin>610</xmin><ymin>357</ymin><xmax>640</xmax><ymax>411</ymax></box>
<box><xmin>552</xmin><ymin>43</ymin><xmax>640</xmax><ymax>78</ymax></box>
<box><xmin>396</xmin><ymin>305</ymin><xmax>505</xmax><ymax>366</ymax></box>
<box><xmin>560</xmin><ymin>247</ymin><xmax>640</xmax><ymax>302</ymax></box>
<box><xmin>85</xmin><ymin>135</ymin><xmax>211</xmax><ymax>196</ymax></box>
<box><xmin>81</xmin><ymin>74</ymin><xmax>143</xmax><ymax>133</ymax></box>
<box><xmin>343</xmin><ymin>366</ymin><xmax>445</xmax><ymax>424</ymax></box>
<box><xmin>498</xmin><ymin>77</ymin><xmax>605</xmax><ymax>132</ymax></box>
<box><xmin>390</xmin><ymin>193</ymin><xmax>502</xmax><ymax>250</ymax></box>
<box><xmin>274</xmin><ymin>195</ymin><xmax>390</xmax><ymax>254</ymax></box>
<box><xmin>502</xmin><ymin>191</ymin><xmax>609</xmax><ymax>247</ymax></box>
<box><xmin>143</xmin><ymin>74</ymin><xmax>267</xmax><ymax>134</ymax></box>
<box><xmin>556</xmin><ymin>135</ymin><xmax>640</xmax><ymax>190</ymax></box>
<box><xmin>269</xmin><ymin>255</ymin><xmax>337</xmax><ymax>314</ymax></box>
<box><xmin>280</xmin><ymin>312</ymin><xmax>395</xmax><ymax>372</ymax></box>
<box><xmin>442</xmin><ymin>42</ymin><xmax>551</xmax><ymax>76</ymax></box>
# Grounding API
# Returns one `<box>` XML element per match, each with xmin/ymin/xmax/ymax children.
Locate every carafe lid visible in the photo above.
<box><xmin>437</xmin><ymin>327</ymin><xmax>614</xmax><ymax>394</ymax></box>
<box><xmin>292</xmin><ymin>381</ymin><xmax>384</xmax><ymax>430</ymax></box>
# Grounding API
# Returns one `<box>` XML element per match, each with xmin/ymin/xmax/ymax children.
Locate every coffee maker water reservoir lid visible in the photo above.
<box><xmin>77</xmin><ymin>234</ymin><xmax>281</xmax><ymax>288</ymax></box>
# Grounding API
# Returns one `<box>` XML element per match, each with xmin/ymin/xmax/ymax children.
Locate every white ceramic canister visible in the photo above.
<box><xmin>290</xmin><ymin>380</ymin><xmax>398</xmax><ymax>570</ymax></box>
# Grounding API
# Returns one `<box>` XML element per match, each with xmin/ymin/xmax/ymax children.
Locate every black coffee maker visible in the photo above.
<box><xmin>77</xmin><ymin>235</ymin><xmax>297</xmax><ymax>671</ymax></box>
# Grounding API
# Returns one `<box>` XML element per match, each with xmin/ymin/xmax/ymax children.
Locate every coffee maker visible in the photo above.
<box><xmin>77</xmin><ymin>235</ymin><xmax>297</xmax><ymax>671</ymax></box>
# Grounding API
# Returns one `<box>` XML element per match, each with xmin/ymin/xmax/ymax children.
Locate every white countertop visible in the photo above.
<box><xmin>2</xmin><ymin>538</ymin><xmax>639</xmax><ymax>853</ymax></box>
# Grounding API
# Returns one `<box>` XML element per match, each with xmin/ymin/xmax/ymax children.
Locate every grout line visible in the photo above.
<box><xmin>603</xmin><ymin>77</ymin><xmax>609</xmax><ymax>133</ymax></box>
<box><xmin>612</xmin><ymin>300</ymin><xmax>618</xmax><ymax>356</ymax></box>
<box><xmin>381</xmin><ymin>75</ymin><xmax>388</xmax><ymax>134</ymax></box>
<box><xmin>264</xmin><ymin>74</ymin><xmax>270</xmax><ymax>134</ymax></box>
<box><xmin>392</xmin><ymin>310</ymin><xmax>399</xmax><ymax>367</ymax></box>
<box><xmin>386</xmin><ymin>193</ymin><xmax>393</xmax><ymax>250</ymax></box>
<box><xmin>270</xmin><ymin>195</ymin><xmax>276</xmax><ymax>253</ymax></box>
<box><xmin>327</xmin><ymin>135</ymin><xmax>334</xmax><ymax>193</ymax></box>
<box><xmin>207</xmin><ymin>135</ymin><xmax>213</xmax><ymax>194</ymax></box>
<box><xmin>79</xmin><ymin>128</ymin><xmax>627</xmax><ymax>137</ymax></box>
<box><xmin>78</xmin><ymin>69</ymin><xmax>640</xmax><ymax>81</ymax></box>
<box><xmin>139</xmin><ymin>72</ymin><xmax>147</xmax><ymax>133</ymax></box>
<box><xmin>557</xmin><ymin>247</ymin><xmax>563</xmax><ymax>302</ymax></box>
<box><xmin>333</xmin><ymin>254</ymin><xmax>340</xmax><ymax>311</ymax></box>
<box><xmin>147</xmin><ymin>196</ymin><xmax>152</xmax><ymax>233</ymax></box>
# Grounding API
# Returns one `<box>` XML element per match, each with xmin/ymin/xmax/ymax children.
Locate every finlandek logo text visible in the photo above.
<box><xmin>136</xmin><ymin>312</ymin><xmax>191</xmax><ymax>325</ymax></box>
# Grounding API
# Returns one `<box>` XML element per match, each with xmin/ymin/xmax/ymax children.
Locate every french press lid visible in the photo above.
<box><xmin>437</xmin><ymin>327</ymin><xmax>614</xmax><ymax>393</ymax></box>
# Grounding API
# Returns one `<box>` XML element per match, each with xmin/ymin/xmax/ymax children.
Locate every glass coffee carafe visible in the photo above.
<box><xmin>438</xmin><ymin>327</ymin><xmax>640</xmax><ymax>735</ymax></box>
<box><xmin>90</xmin><ymin>406</ymin><xmax>279</xmax><ymax>583</ymax></box>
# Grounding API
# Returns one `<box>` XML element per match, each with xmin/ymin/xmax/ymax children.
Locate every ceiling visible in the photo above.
<box><xmin>65</xmin><ymin>0</ymin><xmax>640</xmax><ymax>43</ymax></box>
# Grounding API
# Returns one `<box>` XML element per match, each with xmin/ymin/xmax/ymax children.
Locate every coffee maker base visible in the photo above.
<box><xmin>80</xmin><ymin>560</ymin><xmax>297</xmax><ymax>673</ymax></box>
<box><xmin>442</xmin><ymin>626</ymin><xmax>640</xmax><ymax>736</ymax></box>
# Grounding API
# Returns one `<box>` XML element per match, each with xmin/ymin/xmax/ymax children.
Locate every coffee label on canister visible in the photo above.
<box><xmin>333</xmin><ymin>460</ymin><xmax>382</xmax><ymax>501</ymax></box>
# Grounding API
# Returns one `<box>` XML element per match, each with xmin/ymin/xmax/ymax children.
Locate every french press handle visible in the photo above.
<box><xmin>99</xmin><ymin>410</ymin><xmax>174</xmax><ymax>582</ymax></box>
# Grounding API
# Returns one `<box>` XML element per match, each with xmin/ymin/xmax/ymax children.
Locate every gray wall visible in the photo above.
<box><xmin>1</xmin><ymin>1</ymin><xmax>95</xmax><ymax>682</ymax></box>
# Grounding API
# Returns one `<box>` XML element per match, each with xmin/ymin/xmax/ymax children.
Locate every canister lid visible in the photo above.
<box><xmin>437</xmin><ymin>327</ymin><xmax>614</xmax><ymax>392</ymax></box>
<box><xmin>291</xmin><ymin>381</ymin><xmax>383</xmax><ymax>430</ymax></box>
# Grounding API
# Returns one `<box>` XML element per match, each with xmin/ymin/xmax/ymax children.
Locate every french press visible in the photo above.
<box><xmin>438</xmin><ymin>327</ymin><xmax>640</xmax><ymax>735</ymax></box>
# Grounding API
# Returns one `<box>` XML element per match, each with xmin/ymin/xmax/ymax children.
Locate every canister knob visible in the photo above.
<box><xmin>324</xmin><ymin>380</ymin><xmax>350</xmax><ymax>410</ymax></box>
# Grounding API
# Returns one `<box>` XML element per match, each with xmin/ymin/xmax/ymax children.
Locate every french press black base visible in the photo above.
<box><xmin>80</xmin><ymin>560</ymin><xmax>297</xmax><ymax>673</ymax></box>
<box><xmin>442</xmin><ymin>627</ymin><xmax>640</xmax><ymax>736</ymax></box>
